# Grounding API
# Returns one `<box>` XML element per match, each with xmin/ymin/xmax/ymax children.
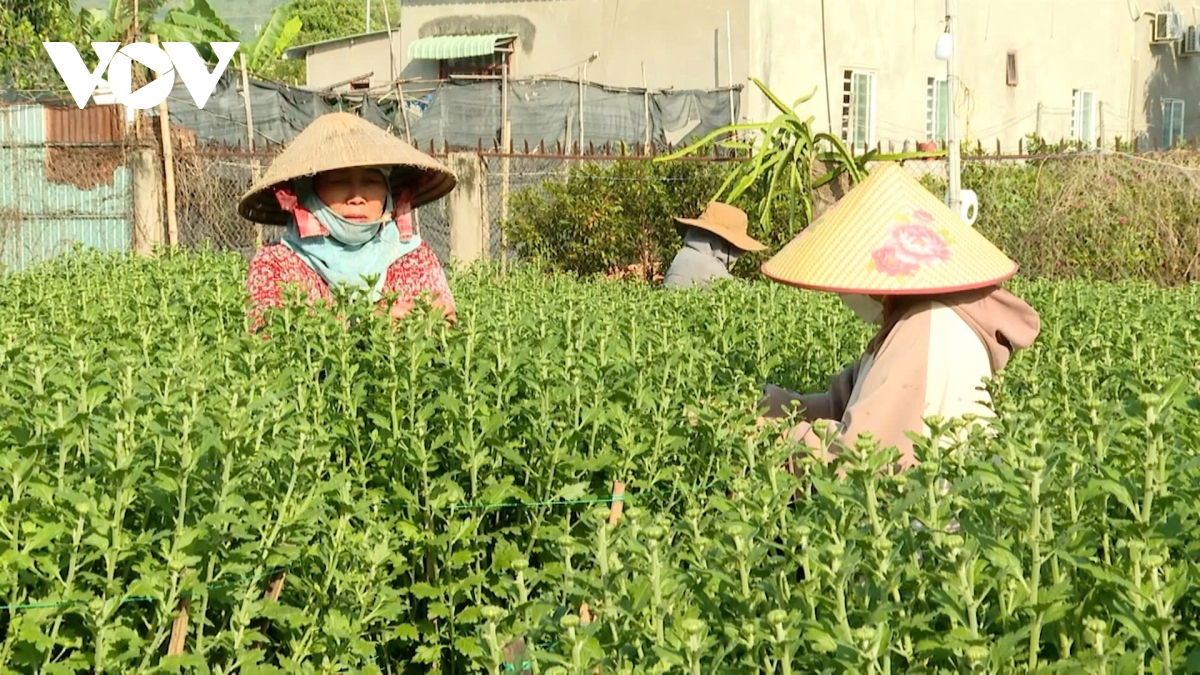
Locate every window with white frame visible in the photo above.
<box><xmin>1071</xmin><ymin>90</ymin><xmax>1097</xmax><ymax>147</ymax></box>
<box><xmin>841</xmin><ymin>70</ymin><xmax>876</xmax><ymax>150</ymax></box>
<box><xmin>1162</xmin><ymin>98</ymin><xmax>1184</xmax><ymax>149</ymax></box>
<box><xmin>926</xmin><ymin>77</ymin><xmax>949</xmax><ymax>142</ymax></box>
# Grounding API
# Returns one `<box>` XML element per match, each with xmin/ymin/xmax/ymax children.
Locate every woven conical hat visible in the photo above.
<box><xmin>238</xmin><ymin>112</ymin><xmax>456</xmax><ymax>225</ymax></box>
<box><xmin>761</xmin><ymin>163</ymin><xmax>1017</xmax><ymax>295</ymax></box>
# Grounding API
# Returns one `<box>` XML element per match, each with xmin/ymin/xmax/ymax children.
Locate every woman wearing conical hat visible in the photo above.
<box><xmin>757</xmin><ymin>163</ymin><xmax>1041</xmax><ymax>472</ymax></box>
<box><xmin>662</xmin><ymin>202</ymin><xmax>766</xmax><ymax>289</ymax></box>
<box><xmin>240</xmin><ymin>112</ymin><xmax>457</xmax><ymax>331</ymax></box>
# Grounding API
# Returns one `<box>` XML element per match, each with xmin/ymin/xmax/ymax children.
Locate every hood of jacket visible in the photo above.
<box><xmin>871</xmin><ymin>286</ymin><xmax>1041</xmax><ymax>372</ymax></box>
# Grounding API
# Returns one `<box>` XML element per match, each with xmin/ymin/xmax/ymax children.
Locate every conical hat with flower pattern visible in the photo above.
<box><xmin>760</xmin><ymin>162</ymin><xmax>1018</xmax><ymax>295</ymax></box>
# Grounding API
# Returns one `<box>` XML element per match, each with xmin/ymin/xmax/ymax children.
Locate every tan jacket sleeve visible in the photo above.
<box><xmin>760</xmin><ymin>362</ymin><xmax>860</xmax><ymax>422</ymax></box>
<box><xmin>785</xmin><ymin>309</ymin><xmax>932</xmax><ymax>472</ymax></box>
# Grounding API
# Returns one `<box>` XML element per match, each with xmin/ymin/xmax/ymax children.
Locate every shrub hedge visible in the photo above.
<box><xmin>919</xmin><ymin>156</ymin><xmax>1200</xmax><ymax>285</ymax></box>
<box><xmin>503</xmin><ymin>154</ymin><xmax>1200</xmax><ymax>285</ymax></box>
<box><xmin>500</xmin><ymin>159</ymin><xmax>728</xmax><ymax>280</ymax></box>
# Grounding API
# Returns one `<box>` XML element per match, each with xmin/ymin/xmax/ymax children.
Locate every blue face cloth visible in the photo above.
<box><xmin>280</xmin><ymin>174</ymin><xmax>422</xmax><ymax>302</ymax></box>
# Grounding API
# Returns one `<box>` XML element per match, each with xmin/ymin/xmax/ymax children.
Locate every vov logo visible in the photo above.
<box><xmin>42</xmin><ymin>42</ymin><xmax>239</xmax><ymax>110</ymax></box>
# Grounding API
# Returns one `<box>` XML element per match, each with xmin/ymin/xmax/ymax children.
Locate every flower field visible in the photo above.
<box><xmin>1</xmin><ymin>250</ymin><xmax>1198</xmax><ymax>674</ymax></box>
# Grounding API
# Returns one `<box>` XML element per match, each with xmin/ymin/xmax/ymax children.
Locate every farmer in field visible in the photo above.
<box><xmin>662</xmin><ymin>202</ymin><xmax>766</xmax><ymax>289</ymax></box>
<box><xmin>240</xmin><ymin>112</ymin><xmax>457</xmax><ymax>331</ymax></box>
<box><xmin>757</xmin><ymin>163</ymin><xmax>1041</xmax><ymax>472</ymax></box>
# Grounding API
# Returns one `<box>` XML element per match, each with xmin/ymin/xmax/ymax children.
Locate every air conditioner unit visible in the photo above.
<box><xmin>1152</xmin><ymin>11</ymin><xmax>1185</xmax><ymax>43</ymax></box>
<box><xmin>1181</xmin><ymin>26</ymin><xmax>1200</xmax><ymax>55</ymax></box>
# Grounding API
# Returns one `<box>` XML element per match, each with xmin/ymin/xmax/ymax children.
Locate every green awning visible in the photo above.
<box><xmin>407</xmin><ymin>34</ymin><xmax>516</xmax><ymax>60</ymax></box>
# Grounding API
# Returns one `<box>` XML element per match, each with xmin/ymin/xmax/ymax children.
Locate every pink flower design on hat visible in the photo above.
<box><xmin>870</xmin><ymin>244</ymin><xmax>919</xmax><ymax>276</ymax></box>
<box><xmin>869</xmin><ymin>223</ymin><xmax>951</xmax><ymax>277</ymax></box>
<box><xmin>891</xmin><ymin>224</ymin><xmax>951</xmax><ymax>266</ymax></box>
<box><xmin>912</xmin><ymin>209</ymin><xmax>934</xmax><ymax>223</ymax></box>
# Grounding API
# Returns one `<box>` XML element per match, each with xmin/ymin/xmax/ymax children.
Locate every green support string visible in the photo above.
<box><xmin>450</xmin><ymin>494</ymin><xmax>624</xmax><ymax>513</ymax></box>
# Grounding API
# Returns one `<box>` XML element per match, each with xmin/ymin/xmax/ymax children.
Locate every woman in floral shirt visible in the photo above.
<box><xmin>238</xmin><ymin>112</ymin><xmax>458</xmax><ymax>331</ymax></box>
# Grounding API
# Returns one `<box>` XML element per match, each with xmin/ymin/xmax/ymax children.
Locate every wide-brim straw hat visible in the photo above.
<box><xmin>238</xmin><ymin>112</ymin><xmax>457</xmax><ymax>225</ymax></box>
<box><xmin>674</xmin><ymin>201</ymin><xmax>766</xmax><ymax>252</ymax></box>
<box><xmin>761</xmin><ymin>163</ymin><xmax>1017</xmax><ymax>295</ymax></box>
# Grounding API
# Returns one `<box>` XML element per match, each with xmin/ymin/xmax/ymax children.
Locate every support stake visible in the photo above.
<box><xmin>167</xmin><ymin>597</ymin><xmax>189</xmax><ymax>656</ymax></box>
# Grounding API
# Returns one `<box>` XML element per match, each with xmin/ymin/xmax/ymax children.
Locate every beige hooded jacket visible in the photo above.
<box><xmin>760</xmin><ymin>286</ymin><xmax>1041</xmax><ymax>470</ymax></box>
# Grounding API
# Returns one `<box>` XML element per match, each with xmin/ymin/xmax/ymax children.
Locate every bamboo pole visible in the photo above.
<box><xmin>166</xmin><ymin>567</ymin><xmax>193</xmax><ymax>656</ymax></box>
<box><xmin>578</xmin><ymin>66</ymin><xmax>585</xmax><ymax>148</ymax></box>
<box><xmin>500</xmin><ymin>58</ymin><xmax>511</xmax><ymax>272</ymax></box>
<box><xmin>239</xmin><ymin>54</ymin><xmax>263</xmax><ymax>248</ymax></box>
<box><xmin>642</xmin><ymin>64</ymin><xmax>651</xmax><ymax>155</ymax></box>
<box><xmin>579</xmin><ymin>480</ymin><xmax>625</xmax><ymax>626</ymax></box>
<box><xmin>575</xmin><ymin>480</ymin><xmax>624</xmax><ymax>675</ymax></box>
<box><xmin>382</xmin><ymin>0</ymin><xmax>420</xmax><ymax>237</ymax></box>
<box><xmin>608</xmin><ymin>480</ymin><xmax>625</xmax><ymax>524</ymax></box>
<box><xmin>167</xmin><ymin>598</ymin><xmax>190</xmax><ymax>655</ymax></box>
<box><xmin>239</xmin><ymin>55</ymin><xmax>255</xmax><ymax>154</ymax></box>
<box><xmin>131</xmin><ymin>0</ymin><xmax>142</xmax><ymax>135</ymax></box>
<box><xmin>265</xmin><ymin>572</ymin><xmax>285</xmax><ymax>601</ymax></box>
<box><xmin>381</xmin><ymin>0</ymin><xmax>410</xmax><ymax>143</ymax></box>
<box><xmin>726</xmin><ymin>11</ymin><xmax>735</xmax><ymax>126</ymax></box>
<box><xmin>150</xmin><ymin>34</ymin><xmax>178</xmax><ymax>247</ymax></box>
<box><xmin>250</xmin><ymin>570</ymin><xmax>288</xmax><ymax>644</ymax></box>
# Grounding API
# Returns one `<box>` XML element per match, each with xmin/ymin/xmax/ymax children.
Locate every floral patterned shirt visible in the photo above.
<box><xmin>245</xmin><ymin>240</ymin><xmax>454</xmax><ymax>331</ymax></box>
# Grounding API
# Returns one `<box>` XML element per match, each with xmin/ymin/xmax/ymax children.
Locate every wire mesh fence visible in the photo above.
<box><xmin>165</xmin><ymin>146</ymin><xmax>793</xmax><ymax>267</ymax></box>
<box><xmin>7</xmin><ymin>116</ymin><xmax>1200</xmax><ymax>281</ymax></box>
<box><xmin>173</xmin><ymin>148</ymin><xmax>274</xmax><ymax>258</ymax></box>
<box><xmin>0</xmin><ymin>136</ymin><xmax>1050</xmax><ymax>274</ymax></box>
<box><xmin>482</xmin><ymin>154</ymin><xmax>572</xmax><ymax>262</ymax></box>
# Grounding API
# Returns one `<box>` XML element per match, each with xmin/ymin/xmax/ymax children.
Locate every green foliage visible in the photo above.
<box><xmin>150</xmin><ymin>0</ymin><xmax>241</xmax><ymax>50</ymax></box>
<box><xmin>501</xmin><ymin>158</ymin><xmax>730</xmax><ymax>280</ymax></box>
<box><xmin>74</xmin><ymin>0</ymin><xmax>289</xmax><ymax>40</ymax></box>
<box><xmin>242</xmin><ymin>3</ymin><xmax>303</xmax><ymax>81</ymax></box>
<box><xmin>658</xmin><ymin>79</ymin><xmax>935</xmax><ymax>257</ymax></box>
<box><xmin>0</xmin><ymin>0</ymin><xmax>82</xmax><ymax>90</ymax></box>
<box><xmin>0</xmin><ymin>249</ymin><xmax>1198</xmax><ymax>673</ymax></box>
<box><xmin>80</xmin><ymin>0</ymin><xmax>172</xmax><ymax>44</ymax></box>
<box><xmin>658</xmin><ymin>79</ymin><xmax>866</xmax><ymax>240</ymax></box>
<box><xmin>286</xmin><ymin>0</ymin><xmax>391</xmax><ymax>47</ymax></box>
<box><xmin>12</xmin><ymin>0</ymin><xmax>393</xmax><ymax>101</ymax></box>
<box><xmin>918</xmin><ymin>154</ymin><xmax>1200</xmax><ymax>284</ymax></box>
<box><xmin>75</xmin><ymin>0</ymin><xmax>239</xmax><ymax>65</ymax></box>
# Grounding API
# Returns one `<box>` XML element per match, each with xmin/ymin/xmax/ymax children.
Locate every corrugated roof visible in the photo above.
<box><xmin>407</xmin><ymin>34</ymin><xmax>517</xmax><ymax>61</ymax></box>
<box><xmin>282</xmin><ymin>28</ymin><xmax>395</xmax><ymax>60</ymax></box>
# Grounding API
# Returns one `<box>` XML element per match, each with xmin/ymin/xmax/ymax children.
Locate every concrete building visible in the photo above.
<box><xmin>397</xmin><ymin>0</ymin><xmax>749</xmax><ymax>90</ymax></box>
<box><xmin>283</xmin><ymin>29</ymin><xmax>408</xmax><ymax>93</ymax></box>
<box><xmin>750</xmin><ymin>0</ymin><xmax>1200</xmax><ymax>151</ymax></box>
<box><xmin>286</xmin><ymin>0</ymin><xmax>1200</xmax><ymax>151</ymax></box>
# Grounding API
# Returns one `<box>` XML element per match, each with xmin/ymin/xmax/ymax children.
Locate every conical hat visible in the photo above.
<box><xmin>238</xmin><ymin>112</ymin><xmax>456</xmax><ymax>225</ymax></box>
<box><xmin>761</xmin><ymin>163</ymin><xmax>1017</xmax><ymax>295</ymax></box>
